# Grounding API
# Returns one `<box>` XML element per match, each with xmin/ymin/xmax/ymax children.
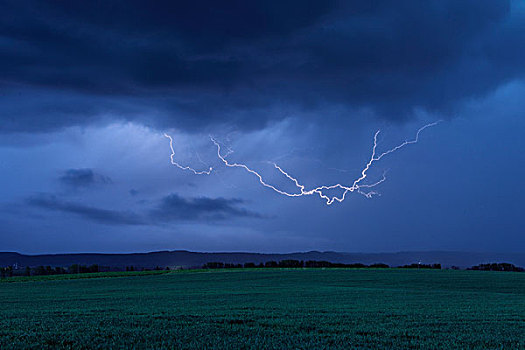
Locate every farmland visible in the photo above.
<box><xmin>1</xmin><ymin>269</ymin><xmax>524</xmax><ymax>349</ymax></box>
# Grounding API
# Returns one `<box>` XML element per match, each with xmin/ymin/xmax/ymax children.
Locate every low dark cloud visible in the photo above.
<box><xmin>1</xmin><ymin>0</ymin><xmax>523</xmax><ymax>133</ymax></box>
<box><xmin>151</xmin><ymin>193</ymin><xmax>261</xmax><ymax>222</ymax></box>
<box><xmin>59</xmin><ymin>169</ymin><xmax>112</xmax><ymax>188</ymax></box>
<box><xmin>26</xmin><ymin>193</ymin><xmax>260</xmax><ymax>226</ymax></box>
<box><xmin>27</xmin><ymin>194</ymin><xmax>144</xmax><ymax>226</ymax></box>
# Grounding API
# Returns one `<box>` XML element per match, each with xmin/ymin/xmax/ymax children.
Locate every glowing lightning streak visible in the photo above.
<box><xmin>210</xmin><ymin>121</ymin><xmax>440</xmax><ymax>205</ymax></box>
<box><xmin>164</xmin><ymin>133</ymin><xmax>213</xmax><ymax>175</ymax></box>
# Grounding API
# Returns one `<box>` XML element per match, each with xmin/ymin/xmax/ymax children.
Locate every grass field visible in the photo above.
<box><xmin>1</xmin><ymin>269</ymin><xmax>524</xmax><ymax>349</ymax></box>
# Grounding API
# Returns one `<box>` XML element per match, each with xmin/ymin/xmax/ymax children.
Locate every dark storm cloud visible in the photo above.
<box><xmin>151</xmin><ymin>193</ymin><xmax>261</xmax><ymax>221</ymax></box>
<box><xmin>59</xmin><ymin>169</ymin><xmax>112</xmax><ymax>188</ymax></box>
<box><xmin>1</xmin><ymin>0</ymin><xmax>523</xmax><ymax>132</ymax></box>
<box><xmin>26</xmin><ymin>194</ymin><xmax>144</xmax><ymax>226</ymax></box>
<box><xmin>26</xmin><ymin>193</ymin><xmax>260</xmax><ymax>225</ymax></box>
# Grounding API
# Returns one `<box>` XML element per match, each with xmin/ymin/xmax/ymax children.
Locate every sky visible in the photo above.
<box><xmin>1</xmin><ymin>0</ymin><xmax>524</xmax><ymax>254</ymax></box>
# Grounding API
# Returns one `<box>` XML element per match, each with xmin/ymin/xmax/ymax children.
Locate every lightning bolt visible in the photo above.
<box><xmin>163</xmin><ymin>133</ymin><xmax>213</xmax><ymax>175</ymax></box>
<box><xmin>209</xmin><ymin>121</ymin><xmax>440</xmax><ymax>205</ymax></box>
<box><xmin>164</xmin><ymin>121</ymin><xmax>439</xmax><ymax>205</ymax></box>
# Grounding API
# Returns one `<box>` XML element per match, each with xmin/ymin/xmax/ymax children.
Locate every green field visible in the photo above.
<box><xmin>1</xmin><ymin>269</ymin><xmax>524</xmax><ymax>349</ymax></box>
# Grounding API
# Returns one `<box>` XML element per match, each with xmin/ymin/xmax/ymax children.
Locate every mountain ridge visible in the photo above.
<box><xmin>1</xmin><ymin>250</ymin><xmax>524</xmax><ymax>269</ymax></box>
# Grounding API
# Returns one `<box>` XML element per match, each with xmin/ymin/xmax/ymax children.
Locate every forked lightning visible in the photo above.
<box><xmin>165</xmin><ymin>122</ymin><xmax>439</xmax><ymax>205</ymax></box>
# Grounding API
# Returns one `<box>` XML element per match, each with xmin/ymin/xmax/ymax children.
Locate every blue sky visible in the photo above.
<box><xmin>1</xmin><ymin>0</ymin><xmax>524</xmax><ymax>253</ymax></box>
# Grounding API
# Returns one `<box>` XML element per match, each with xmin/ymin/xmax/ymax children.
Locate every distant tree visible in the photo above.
<box><xmin>35</xmin><ymin>265</ymin><xmax>47</xmax><ymax>275</ymax></box>
<box><xmin>25</xmin><ymin>266</ymin><xmax>31</xmax><ymax>276</ymax></box>
<box><xmin>305</xmin><ymin>260</ymin><xmax>331</xmax><ymax>268</ymax></box>
<box><xmin>278</xmin><ymin>260</ymin><xmax>304</xmax><ymax>268</ymax></box>
<box><xmin>88</xmin><ymin>264</ymin><xmax>99</xmax><ymax>273</ymax></box>
<box><xmin>69</xmin><ymin>264</ymin><xmax>80</xmax><ymax>274</ymax></box>
<box><xmin>244</xmin><ymin>262</ymin><xmax>256</xmax><ymax>268</ymax></box>
<box><xmin>264</xmin><ymin>261</ymin><xmax>278</xmax><ymax>268</ymax></box>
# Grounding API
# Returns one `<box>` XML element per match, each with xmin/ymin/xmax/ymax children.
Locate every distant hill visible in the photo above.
<box><xmin>1</xmin><ymin>251</ymin><xmax>525</xmax><ymax>269</ymax></box>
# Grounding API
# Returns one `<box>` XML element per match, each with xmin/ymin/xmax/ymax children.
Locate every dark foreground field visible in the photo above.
<box><xmin>1</xmin><ymin>269</ymin><xmax>524</xmax><ymax>349</ymax></box>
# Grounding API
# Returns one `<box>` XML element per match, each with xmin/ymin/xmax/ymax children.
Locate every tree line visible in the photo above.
<box><xmin>467</xmin><ymin>263</ymin><xmax>524</xmax><ymax>272</ymax></box>
<box><xmin>0</xmin><ymin>264</ymin><xmax>101</xmax><ymax>277</ymax></box>
<box><xmin>201</xmin><ymin>260</ymin><xmax>525</xmax><ymax>271</ymax></box>
<box><xmin>202</xmin><ymin>260</ymin><xmax>392</xmax><ymax>269</ymax></box>
<box><xmin>399</xmin><ymin>263</ymin><xmax>441</xmax><ymax>269</ymax></box>
<box><xmin>0</xmin><ymin>264</ymin><xmax>171</xmax><ymax>278</ymax></box>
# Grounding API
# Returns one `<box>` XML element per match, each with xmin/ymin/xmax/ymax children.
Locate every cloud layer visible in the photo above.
<box><xmin>2</xmin><ymin>0</ymin><xmax>523</xmax><ymax>133</ymax></box>
<box><xmin>27</xmin><ymin>192</ymin><xmax>260</xmax><ymax>226</ymax></box>
<box><xmin>27</xmin><ymin>194</ymin><xmax>144</xmax><ymax>226</ymax></box>
<box><xmin>59</xmin><ymin>168</ymin><xmax>112</xmax><ymax>188</ymax></box>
